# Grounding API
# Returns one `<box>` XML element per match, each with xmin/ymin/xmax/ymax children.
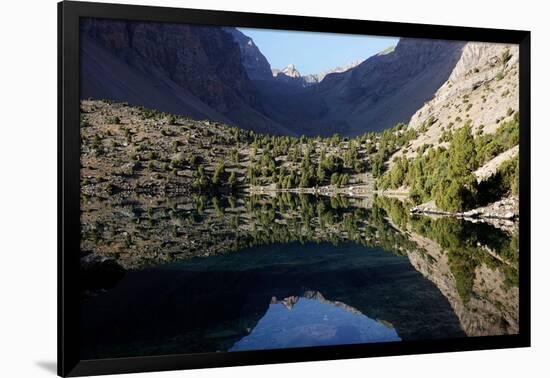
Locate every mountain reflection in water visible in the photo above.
<box><xmin>80</xmin><ymin>193</ymin><xmax>519</xmax><ymax>359</ymax></box>
<box><xmin>81</xmin><ymin>241</ymin><xmax>466</xmax><ymax>359</ymax></box>
<box><xmin>230</xmin><ymin>293</ymin><xmax>401</xmax><ymax>351</ymax></box>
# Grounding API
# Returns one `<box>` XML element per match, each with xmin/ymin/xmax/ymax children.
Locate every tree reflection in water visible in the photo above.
<box><xmin>80</xmin><ymin>192</ymin><xmax>519</xmax><ymax>358</ymax></box>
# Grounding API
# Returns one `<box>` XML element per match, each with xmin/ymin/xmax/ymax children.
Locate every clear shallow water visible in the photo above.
<box><xmin>230</xmin><ymin>296</ymin><xmax>401</xmax><ymax>351</ymax></box>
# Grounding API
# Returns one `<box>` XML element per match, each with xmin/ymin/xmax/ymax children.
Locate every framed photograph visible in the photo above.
<box><xmin>58</xmin><ymin>1</ymin><xmax>530</xmax><ymax>376</ymax></box>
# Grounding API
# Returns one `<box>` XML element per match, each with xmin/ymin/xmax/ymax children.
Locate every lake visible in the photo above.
<box><xmin>80</xmin><ymin>194</ymin><xmax>519</xmax><ymax>359</ymax></box>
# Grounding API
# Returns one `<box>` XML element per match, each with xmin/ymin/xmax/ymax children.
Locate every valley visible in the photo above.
<box><xmin>80</xmin><ymin>19</ymin><xmax>520</xmax><ymax>218</ymax></box>
<box><xmin>78</xmin><ymin>18</ymin><xmax>522</xmax><ymax>354</ymax></box>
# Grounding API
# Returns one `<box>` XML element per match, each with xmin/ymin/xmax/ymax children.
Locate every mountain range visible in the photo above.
<box><xmin>270</xmin><ymin>60</ymin><xmax>366</xmax><ymax>87</ymax></box>
<box><xmin>81</xmin><ymin>19</ymin><xmax>467</xmax><ymax>136</ymax></box>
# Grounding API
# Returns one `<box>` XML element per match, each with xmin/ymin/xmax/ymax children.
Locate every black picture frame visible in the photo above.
<box><xmin>58</xmin><ymin>1</ymin><xmax>531</xmax><ymax>376</ymax></box>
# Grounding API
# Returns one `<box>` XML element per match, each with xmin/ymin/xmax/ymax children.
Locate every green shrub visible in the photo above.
<box><xmin>171</xmin><ymin>152</ymin><xmax>186</xmax><ymax>169</ymax></box>
<box><xmin>340</xmin><ymin>173</ymin><xmax>350</xmax><ymax>187</ymax></box>
<box><xmin>107</xmin><ymin>116</ymin><xmax>121</xmax><ymax>124</ymax></box>
<box><xmin>501</xmin><ymin>49</ymin><xmax>512</xmax><ymax>65</ymax></box>
<box><xmin>212</xmin><ymin>162</ymin><xmax>226</xmax><ymax>186</ymax></box>
<box><xmin>330</xmin><ymin>173</ymin><xmax>340</xmax><ymax>187</ymax></box>
<box><xmin>189</xmin><ymin>155</ymin><xmax>198</xmax><ymax>169</ymax></box>
<box><xmin>497</xmin><ymin>156</ymin><xmax>519</xmax><ymax>196</ymax></box>
<box><xmin>167</xmin><ymin>115</ymin><xmax>177</xmax><ymax>125</ymax></box>
<box><xmin>228</xmin><ymin>171</ymin><xmax>237</xmax><ymax>189</ymax></box>
<box><xmin>80</xmin><ymin>115</ymin><xmax>90</xmax><ymax>128</ymax></box>
<box><xmin>475</xmin><ymin>115</ymin><xmax>519</xmax><ymax>164</ymax></box>
<box><xmin>192</xmin><ymin>165</ymin><xmax>211</xmax><ymax>192</ymax></box>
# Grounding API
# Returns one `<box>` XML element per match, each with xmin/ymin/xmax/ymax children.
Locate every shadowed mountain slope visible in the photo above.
<box><xmin>81</xmin><ymin>18</ymin><xmax>466</xmax><ymax>136</ymax></box>
<box><xmin>252</xmin><ymin>38</ymin><xmax>466</xmax><ymax>136</ymax></box>
<box><xmin>223</xmin><ymin>27</ymin><xmax>274</xmax><ymax>81</ymax></box>
<box><xmin>80</xmin><ymin>19</ymin><xmax>294</xmax><ymax>135</ymax></box>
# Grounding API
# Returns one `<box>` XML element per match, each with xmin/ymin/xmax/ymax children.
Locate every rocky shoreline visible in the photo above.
<box><xmin>247</xmin><ymin>183</ymin><xmax>374</xmax><ymax>198</ymax></box>
<box><xmin>410</xmin><ymin>197</ymin><xmax>519</xmax><ymax>221</ymax></box>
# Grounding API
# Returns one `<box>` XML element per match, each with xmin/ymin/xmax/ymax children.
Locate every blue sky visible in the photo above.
<box><xmin>239</xmin><ymin>28</ymin><xmax>398</xmax><ymax>76</ymax></box>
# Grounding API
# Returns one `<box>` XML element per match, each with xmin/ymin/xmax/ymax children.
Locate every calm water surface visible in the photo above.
<box><xmin>80</xmin><ymin>194</ymin><xmax>519</xmax><ymax>359</ymax></box>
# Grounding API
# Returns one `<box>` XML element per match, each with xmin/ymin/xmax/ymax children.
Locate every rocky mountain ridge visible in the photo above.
<box><xmin>81</xmin><ymin>18</ymin><xmax>472</xmax><ymax>136</ymax></box>
<box><xmin>224</xmin><ymin>27</ymin><xmax>274</xmax><ymax>81</ymax></box>
<box><xmin>80</xmin><ymin>19</ymin><xmax>294</xmax><ymax>135</ymax></box>
<box><xmin>252</xmin><ymin>37</ymin><xmax>466</xmax><ymax>136</ymax></box>
<box><xmin>272</xmin><ymin>63</ymin><xmax>301</xmax><ymax>78</ymax></box>
<box><xmin>375</xmin><ymin>41</ymin><xmax>520</xmax><ymax>218</ymax></box>
<box><xmin>270</xmin><ymin>60</ymin><xmax>366</xmax><ymax>86</ymax></box>
<box><xmin>303</xmin><ymin>59</ymin><xmax>366</xmax><ymax>84</ymax></box>
<box><xmin>393</xmin><ymin>42</ymin><xmax>519</xmax><ymax>162</ymax></box>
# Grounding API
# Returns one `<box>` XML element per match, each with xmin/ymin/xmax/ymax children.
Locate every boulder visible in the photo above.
<box><xmin>503</xmin><ymin>212</ymin><xmax>515</xmax><ymax>219</ymax></box>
